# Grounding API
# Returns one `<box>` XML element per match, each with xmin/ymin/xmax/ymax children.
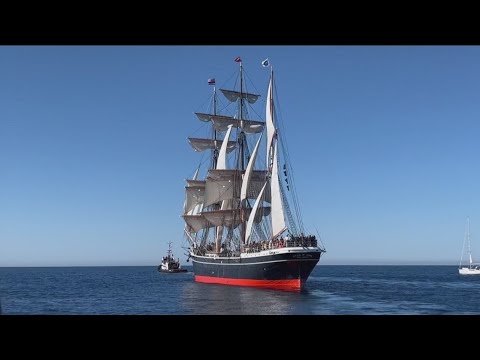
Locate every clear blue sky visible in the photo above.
<box><xmin>1</xmin><ymin>45</ymin><xmax>480</xmax><ymax>266</ymax></box>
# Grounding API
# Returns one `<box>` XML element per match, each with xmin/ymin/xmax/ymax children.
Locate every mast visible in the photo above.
<box><xmin>239</xmin><ymin>60</ymin><xmax>245</xmax><ymax>169</ymax></box>
<box><xmin>460</xmin><ymin>217</ymin><xmax>469</xmax><ymax>269</ymax></box>
<box><xmin>467</xmin><ymin>217</ymin><xmax>473</xmax><ymax>268</ymax></box>
<box><xmin>269</xmin><ymin>67</ymin><xmax>274</xmax><ymax>165</ymax></box>
<box><xmin>212</xmin><ymin>83</ymin><xmax>218</xmax><ymax>169</ymax></box>
<box><xmin>211</xmin><ymin>80</ymin><xmax>220</xmax><ymax>252</ymax></box>
<box><xmin>238</xmin><ymin>59</ymin><xmax>246</xmax><ymax>246</ymax></box>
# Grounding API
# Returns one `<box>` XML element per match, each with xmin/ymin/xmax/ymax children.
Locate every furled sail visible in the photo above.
<box><xmin>220</xmin><ymin>89</ymin><xmax>260</xmax><ymax>104</ymax></box>
<box><xmin>188</xmin><ymin>137</ymin><xmax>236</xmax><ymax>153</ymax></box>
<box><xmin>271</xmin><ymin>142</ymin><xmax>286</xmax><ymax>238</ymax></box>
<box><xmin>241</xmin><ymin>133</ymin><xmax>263</xmax><ymax>202</ymax></box>
<box><xmin>245</xmin><ymin>182</ymin><xmax>267</xmax><ymax>244</ymax></box>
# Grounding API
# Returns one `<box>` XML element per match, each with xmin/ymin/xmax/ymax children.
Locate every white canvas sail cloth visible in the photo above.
<box><xmin>188</xmin><ymin>137</ymin><xmax>236</xmax><ymax>153</ymax></box>
<box><xmin>270</xmin><ymin>142</ymin><xmax>286</xmax><ymax>238</ymax></box>
<box><xmin>265</xmin><ymin>74</ymin><xmax>287</xmax><ymax>239</ymax></box>
<box><xmin>245</xmin><ymin>182</ymin><xmax>268</xmax><ymax>244</ymax></box>
<box><xmin>195</xmin><ymin>113</ymin><xmax>264</xmax><ymax>134</ymax></box>
<box><xmin>241</xmin><ymin>133</ymin><xmax>263</xmax><ymax>203</ymax></box>
<box><xmin>216</xmin><ymin>125</ymin><xmax>233</xmax><ymax>171</ymax></box>
<box><xmin>214</xmin><ymin>125</ymin><xmax>233</xmax><ymax>251</ymax></box>
<box><xmin>265</xmin><ymin>77</ymin><xmax>275</xmax><ymax>166</ymax></box>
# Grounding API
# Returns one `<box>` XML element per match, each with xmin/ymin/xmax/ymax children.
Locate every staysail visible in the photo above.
<box><xmin>245</xmin><ymin>182</ymin><xmax>268</xmax><ymax>244</ymax></box>
<box><xmin>270</xmin><ymin>133</ymin><xmax>286</xmax><ymax>238</ymax></box>
<box><xmin>241</xmin><ymin>133</ymin><xmax>263</xmax><ymax>203</ymax></box>
<box><xmin>266</xmin><ymin>76</ymin><xmax>275</xmax><ymax>166</ymax></box>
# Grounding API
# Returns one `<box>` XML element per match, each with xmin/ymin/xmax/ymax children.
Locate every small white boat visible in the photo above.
<box><xmin>459</xmin><ymin>217</ymin><xmax>480</xmax><ymax>275</ymax></box>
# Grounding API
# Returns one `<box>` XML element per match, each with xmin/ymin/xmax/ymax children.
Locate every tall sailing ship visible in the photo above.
<box><xmin>182</xmin><ymin>58</ymin><xmax>326</xmax><ymax>291</ymax></box>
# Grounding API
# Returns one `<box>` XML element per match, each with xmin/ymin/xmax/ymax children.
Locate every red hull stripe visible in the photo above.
<box><xmin>195</xmin><ymin>275</ymin><xmax>301</xmax><ymax>290</ymax></box>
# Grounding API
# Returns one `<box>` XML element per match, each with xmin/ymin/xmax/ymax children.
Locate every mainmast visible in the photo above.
<box><xmin>269</xmin><ymin>67</ymin><xmax>274</xmax><ymax>166</ymax></box>
<box><xmin>238</xmin><ymin>59</ymin><xmax>247</xmax><ymax>246</ymax></box>
<box><xmin>212</xmin><ymin>81</ymin><xmax>219</xmax><ymax>169</ymax></box>
<box><xmin>239</xmin><ymin>60</ymin><xmax>245</xmax><ymax>170</ymax></box>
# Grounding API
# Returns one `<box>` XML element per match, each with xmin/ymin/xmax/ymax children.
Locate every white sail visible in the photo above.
<box><xmin>215</xmin><ymin>199</ymin><xmax>230</xmax><ymax>252</ymax></box>
<box><xmin>204</xmin><ymin>178</ymin><xmax>236</xmax><ymax>207</ymax></box>
<box><xmin>265</xmin><ymin>76</ymin><xmax>275</xmax><ymax>166</ymax></box>
<box><xmin>204</xmin><ymin>170</ymin><xmax>270</xmax><ymax>207</ymax></box>
<box><xmin>271</xmin><ymin>141</ymin><xmax>286</xmax><ymax>238</ymax></box>
<box><xmin>211</xmin><ymin>115</ymin><xmax>264</xmax><ymax>134</ymax></box>
<box><xmin>214</xmin><ymin>126</ymin><xmax>234</xmax><ymax>251</ymax></box>
<box><xmin>194</xmin><ymin>112</ymin><xmax>212</xmax><ymax>122</ymax></box>
<box><xmin>184</xmin><ymin>185</ymin><xmax>205</xmax><ymax>214</ymax></box>
<box><xmin>192</xmin><ymin>167</ymin><xmax>199</xmax><ymax>180</ymax></box>
<box><xmin>194</xmin><ymin>113</ymin><xmax>264</xmax><ymax>134</ymax></box>
<box><xmin>241</xmin><ymin>133</ymin><xmax>263</xmax><ymax>202</ymax></box>
<box><xmin>216</xmin><ymin>125</ymin><xmax>233</xmax><ymax>170</ymax></box>
<box><xmin>188</xmin><ymin>137</ymin><xmax>236</xmax><ymax>153</ymax></box>
<box><xmin>220</xmin><ymin>89</ymin><xmax>260</xmax><ymax>104</ymax></box>
<box><xmin>182</xmin><ymin>214</ymin><xmax>212</xmax><ymax>233</ymax></box>
<box><xmin>186</xmin><ymin>179</ymin><xmax>205</xmax><ymax>187</ymax></box>
<box><xmin>202</xmin><ymin>207</ymin><xmax>270</xmax><ymax>228</ymax></box>
<box><xmin>183</xmin><ymin>169</ymin><xmax>202</xmax><ymax>215</ymax></box>
<box><xmin>245</xmin><ymin>182</ymin><xmax>267</xmax><ymax>244</ymax></box>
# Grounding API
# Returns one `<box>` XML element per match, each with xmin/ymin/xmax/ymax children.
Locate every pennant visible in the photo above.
<box><xmin>234</xmin><ymin>57</ymin><xmax>242</xmax><ymax>63</ymax></box>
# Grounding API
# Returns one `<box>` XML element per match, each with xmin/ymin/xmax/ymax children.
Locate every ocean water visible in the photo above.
<box><xmin>0</xmin><ymin>265</ymin><xmax>479</xmax><ymax>315</ymax></box>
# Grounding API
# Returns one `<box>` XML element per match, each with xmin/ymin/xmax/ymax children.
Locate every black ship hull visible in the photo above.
<box><xmin>191</xmin><ymin>248</ymin><xmax>322</xmax><ymax>291</ymax></box>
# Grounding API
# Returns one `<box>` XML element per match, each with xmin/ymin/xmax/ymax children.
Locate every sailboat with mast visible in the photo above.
<box><xmin>459</xmin><ymin>217</ymin><xmax>480</xmax><ymax>275</ymax></box>
<box><xmin>182</xmin><ymin>57</ymin><xmax>326</xmax><ymax>291</ymax></box>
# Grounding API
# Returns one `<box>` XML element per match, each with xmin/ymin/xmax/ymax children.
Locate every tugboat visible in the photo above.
<box><xmin>158</xmin><ymin>242</ymin><xmax>188</xmax><ymax>273</ymax></box>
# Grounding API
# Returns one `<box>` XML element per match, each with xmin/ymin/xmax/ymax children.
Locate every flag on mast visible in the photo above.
<box><xmin>234</xmin><ymin>57</ymin><xmax>242</xmax><ymax>63</ymax></box>
<box><xmin>208</xmin><ymin>78</ymin><xmax>215</xmax><ymax>85</ymax></box>
<box><xmin>261</xmin><ymin>58</ymin><xmax>270</xmax><ymax>67</ymax></box>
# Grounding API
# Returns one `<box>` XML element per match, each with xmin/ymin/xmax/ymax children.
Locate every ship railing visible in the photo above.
<box><xmin>243</xmin><ymin>237</ymin><xmax>318</xmax><ymax>254</ymax></box>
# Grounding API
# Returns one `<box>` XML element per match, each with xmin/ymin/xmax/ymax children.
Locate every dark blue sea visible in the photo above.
<box><xmin>0</xmin><ymin>266</ymin><xmax>479</xmax><ymax>315</ymax></box>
